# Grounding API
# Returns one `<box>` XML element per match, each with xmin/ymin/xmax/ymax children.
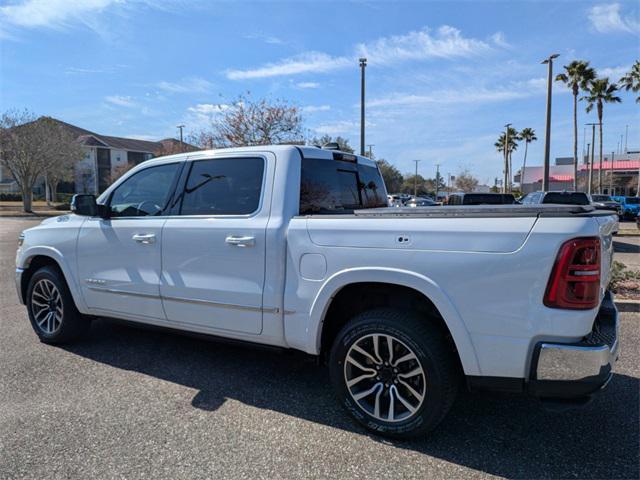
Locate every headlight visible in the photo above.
<box><xmin>18</xmin><ymin>233</ymin><xmax>24</xmax><ymax>247</ymax></box>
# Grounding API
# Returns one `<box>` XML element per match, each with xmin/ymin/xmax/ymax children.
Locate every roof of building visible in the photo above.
<box><xmin>34</xmin><ymin>118</ymin><xmax>177</xmax><ymax>153</ymax></box>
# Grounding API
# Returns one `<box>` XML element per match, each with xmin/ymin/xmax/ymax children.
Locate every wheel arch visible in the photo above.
<box><xmin>310</xmin><ymin>268</ymin><xmax>480</xmax><ymax>376</ymax></box>
<box><xmin>20</xmin><ymin>248</ymin><xmax>86</xmax><ymax>312</ymax></box>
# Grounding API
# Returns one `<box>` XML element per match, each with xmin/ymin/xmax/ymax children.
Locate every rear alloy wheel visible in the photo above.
<box><xmin>344</xmin><ymin>333</ymin><xmax>426</xmax><ymax>423</ymax></box>
<box><xmin>26</xmin><ymin>266</ymin><xmax>90</xmax><ymax>344</ymax></box>
<box><xmin>330</xmin><ymin>308</ymin><xmax>458</xmax><ymax>438</ymax></box>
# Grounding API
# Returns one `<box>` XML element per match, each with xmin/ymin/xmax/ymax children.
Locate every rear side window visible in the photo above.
<box><xmin>180</xmin><ymin>157</ymin><xmax>264</xmax><ymax>215</ymax></box>
<box><xmin>543</xmin><ymin>192</ymin><xmax>590</xmax><ymax>205</ymax></box>
<box><xmin>299</xmin><ymin>158</ymin><xmax>387</xmax><ymax>214</ymax></box>
<box><xmin>462</xmin><ymin>194</ymin><xmax>515</xmax><ymax>205</ymax></box>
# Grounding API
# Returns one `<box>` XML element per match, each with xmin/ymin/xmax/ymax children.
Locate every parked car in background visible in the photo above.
<box><xmin>406</xmin><ymin>196</ymin><xmax>440</xmax><ymax>207</ymax></box>
<box><xmin>446</xmin><ymin>192</ymin><xmax>516</xmax><ymax>205</ymax></box>
<box><xmin>611</xmin><ymin>196</ymin><xmax>640</xmax><ymax>219</ymax></box>
<box><xmin>520</xmin><ymin>191</ymin><xmax>590</xmax><ymax>206</ymax></box>
<box><xmin>590</xmin><ymin>194</ymin><xmax>623</xmax><ymax>218</ymax></box>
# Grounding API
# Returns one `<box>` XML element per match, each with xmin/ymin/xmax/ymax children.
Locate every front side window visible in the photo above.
<box><xmin>109</xmin><ymin>163</ymin><xmax>180</xmax><ymax>217</ymax></box>
<box><xmin>180</xmin><ymin>157</ymin><xmax>264</xmax><ymax>215</ymax></box>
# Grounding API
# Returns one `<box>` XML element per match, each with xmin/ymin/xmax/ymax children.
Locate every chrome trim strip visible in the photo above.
<box><xmin>87</xmin><ymin>286</ymin><xmax>160</xmax><ymax>299</ymax></box>
<box><xmin>162</xmin><ymin>294</ymin><xmax>264</xmax><ymax>312</ymax></box>
<box><xmin>87</xmin><ymin>287</ymin><xmax>293</xmax><ymax>314</ymax></box>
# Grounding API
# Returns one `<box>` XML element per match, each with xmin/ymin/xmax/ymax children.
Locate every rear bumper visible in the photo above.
<box><xmin>529</xmin><ymin>291</ymin><xmax>619</xmax><ymax>399</ymax></box>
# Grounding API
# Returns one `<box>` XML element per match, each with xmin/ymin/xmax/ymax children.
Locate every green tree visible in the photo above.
<box><xmin>495</xmin><ymin>127</ymin><xmax>519</xmax><ymax>192</ymax></box>
<box><xmin>309</xmin><ymin>134</ymin><xmax>354</xmax><ymax>153</ymax></box>
<box><xmin>518</xmin><ymin>128</ymin><xmax>537</xmax><ymax>192</ymax></box>
<box><xmin>555</xmin><ymin>60</ymin><xmax>596</xmax><ymax>190</ymax></box>
<box><xmin>401</xmin><ymin>174</ymin><xmax>428</xmax><ymax>196</ymax></box>
<box><xmin>375</xmin><ymin>159</ymin><xmax>403</xmax><ymax>192</ymax></box>
<box><xmin>619</xmin><ymin>60</ymin><xmax>640</xmax><ymax>103</ymax></box>
<box><xmin>582</xmin><ymin>78</ymin><xmax>622</xmax><ymax>193</ymax></box>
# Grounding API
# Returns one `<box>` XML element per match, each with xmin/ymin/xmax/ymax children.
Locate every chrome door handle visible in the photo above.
<box><xmin>225</xmin><ymin>235</ymin><xmax>255</xmax><ymax>247</ymax></box>
<box><xmin>132</xmin><ymin>233</ymin><xmax>156</xmax><ymax>244</ymax></box>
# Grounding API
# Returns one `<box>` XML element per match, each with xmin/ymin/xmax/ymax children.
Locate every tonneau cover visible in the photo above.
<box><xmin>353</xmin><ymin>204</ymin><xmax>613</xmax><ymax>218</ymax></box>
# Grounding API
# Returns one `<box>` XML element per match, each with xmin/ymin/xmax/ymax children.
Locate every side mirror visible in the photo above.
<box><xmin>71</xmin><ymin>194</ymin><xmax>108</xmax><ymax>218</ymax></box>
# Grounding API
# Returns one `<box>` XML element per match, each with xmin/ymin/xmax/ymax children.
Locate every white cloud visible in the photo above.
<box><xmin>244</xmin><ymin>32</ymin><xmax>284</xmax><ymax>45</ymax></box>
<box><xmin>0</xmin><ymin>0</ymin><xmax>115</xmax><ymax>28</ymax></box>
<box><xmin>296</xmin><ymin>81</ymin><xmax>320</xmax><ymax>89</ymax></box>
<box><xmin>367</xmin><ymin>88</ymin><xmax>528</xmax><ymax>109</ymax></box>
<box><xmin>105</xmin><ymin>95</ymin><xmax>136</xmax><ymax>107</ymax></box>
<box><xmin>227</xmin><ymin>25</ymin><xmax>502</xmax><ymax>80</ymax></box>
<box><xmin>226</xmin><ymin>52</ymin><xmax>351</xmax><ymax>80</ymax></box>
<box><xmin>355</xmin><ymin>25</ymin><xmax>494</xmax><ymax>65</ymax></box>
<box><xmin>302</xmin><ymin>105</ymin><xmax>331</xmax><ymax>113</ymax></box>
<box><xmin>187</xmin><ymin>103</ymin><xmax>230</xmax><ymax>115</ymax></box>
<box><xmin>314</xmin><ymin>121</ymin><xmax>360</xmax><ymax>136</ymax></box>
<box><xmin>588</xmin><ymin>3</ymin><xmax>639</xmax><ymax>34</ymax></box>
<box><xmin>599</xmin><ymin>64</ymin><xmax>632</xmax><ymax>79</ymax></box>
<box><xmin>490</xmin><ymin>31</ymin><xmax>510</xmax><ymax>48</ymax></box>
<box><xmin>155</xmin><ymin>77</ymin><xmax>214</xmax><ymax>93</ymax></box>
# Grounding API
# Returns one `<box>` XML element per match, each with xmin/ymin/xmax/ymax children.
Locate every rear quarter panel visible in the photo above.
<box><xmin>284</xmin><ymin>214</ymin><xmax>608</xmax><ymax>379</ymax></box>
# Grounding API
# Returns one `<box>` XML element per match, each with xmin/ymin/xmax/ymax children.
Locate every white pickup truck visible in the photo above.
<box><xmin>15</xmin><ymin>145</ymin><xmax>620</xmax><ymax>438</ymax></box>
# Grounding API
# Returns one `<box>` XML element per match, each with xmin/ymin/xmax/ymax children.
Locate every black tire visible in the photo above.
<box><xmin>329</xmin><ymin>308</ymin><xmax>458</xmax><ymax>439</ymax></box>
<box><xmin>26</xmin><ymin>266</ymin><xmax>90</xmax><ymax>344</ymax></box>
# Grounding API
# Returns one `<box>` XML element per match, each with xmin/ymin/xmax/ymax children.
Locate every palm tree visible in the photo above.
<box><xmin>518</xmin><ymin>128</ymin><xmax>537</xmax><ymax>192</ymax></box>
<box><xmin>495</xmin><ymin>127</ymin><xmax>519</xmax><ymax>192</ymax></box>
<box><xmin>582</xmin><ymin>78</ymin><xmax>622</xmax><ymax>193</ymax></box>
<box><xmin>619</xmin><ymin>60</ymin><xmax>640</xmax><ymax>103</ymax></box>
<box><xmin>555</xmin><ymin>61</ymin><xmax>596</xmax><ymax>191</ymax></box>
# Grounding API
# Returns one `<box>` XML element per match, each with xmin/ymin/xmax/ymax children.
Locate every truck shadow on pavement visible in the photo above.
<box><xmin>63</xmin><ymin>319</ymin><xmax>638</xmax><ymax>480</ymax></box>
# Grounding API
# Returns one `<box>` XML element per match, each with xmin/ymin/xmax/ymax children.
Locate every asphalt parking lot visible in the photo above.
<box><xmin>1</xmin><ymin>218</ymin><xmax>638</xmax><ymax>480</ymax></box>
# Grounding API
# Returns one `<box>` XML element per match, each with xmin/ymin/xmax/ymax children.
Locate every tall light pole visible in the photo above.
<box><xmin>176</xmin><ymin>124</ymin><xmax>185</xmax><ymax>152</ymax></box>
<box><xmin>541</xmin><ymin>53</ymin><xmax>559</xmax><ymax>192</ymax></box>
<box><xmin>503</xmin><ymin>123</ymin><xmax>512</xmax><ymax>193</ymax></box>
<box><xmin>413</xmin><ymin>159</ymin><xmax>420</xmax><ymax>198</ymax></box>
<box><xmin>609</xmin><ymin>151</ymin><xmax>614</xmax><ymax>195</ymax></box>
<box><xmin>625</xmin><ymin>124</ymin><xmax>629</xmax><ymax>154</ymax></box>
<box><xmin>359</xmin><ymin>57</ymin><xmax>367</xmax><ymax>156</ymax></box>
<box><xmin>586</xmin><ymin>122</ymin><xmax>598</xmax><ymax>195</ymax></box>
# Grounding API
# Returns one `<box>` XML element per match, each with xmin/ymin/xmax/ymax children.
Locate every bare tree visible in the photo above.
<box><xmin>193</xmin><ymin>94</ymin><xmax>304</xmax><ymax>148</ymax></box>
<box><xmin>0</xmin><ymin>110</ymin><xmax>49</xmax><ymax>212</ymax></box>
<box><xmin>454</xmin><ymin>170</ymin><xmax>479</xmax><ymax>193</ymax></box>
<box><xmin>41</xmin><ymin>118</ymin><xmax>84</xmax><ymax>205</ymax></box>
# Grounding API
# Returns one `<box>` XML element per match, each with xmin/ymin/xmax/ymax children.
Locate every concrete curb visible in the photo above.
<box><xmin>615</xmin><ymin>300</ymin><xmax>640</xmax><ymax>313</ymax></box>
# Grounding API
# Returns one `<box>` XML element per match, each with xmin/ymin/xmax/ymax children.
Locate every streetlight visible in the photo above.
<box><xmin>359</xmin><ymin>57</ymin><xmax>367</xmax><ymax>156</ymax></box>
<box><xmin>176</xmin><ymin>124</ymin><xmax>185</xmax><ymax>152</ymax></box>
<box><xmin>541</xmin><ymin>53</ymin><xmax>560</xmax><ymax>192</ymax></box>
<box><xmin>503</xmin><ymin>123</ymin><xmax>512</xmax><ymax>194</ymax></box>
<box><xmin>367</xmin><ymin>144</ymin><xmax>374</xmax><ymax>159</ymax></box>
<box><xmin>585</xmin><ymin>122</ymin><xmax>598</xmax><ymax>195</ymax></box>
<box><xmin>413</xmin><ymin>159</ymin><xmax>421</xmax><ymax>198</ymax></box>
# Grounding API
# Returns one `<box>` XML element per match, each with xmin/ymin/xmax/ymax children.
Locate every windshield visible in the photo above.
<box><xmin>591</xmin><ymin>195</ymin><xmax>612</xmax><ymax>202</ymax></box>
<box><xmin>463</xmin><ymin>194</ymin><xmax>515</xmax><ymax>205</ymax></box>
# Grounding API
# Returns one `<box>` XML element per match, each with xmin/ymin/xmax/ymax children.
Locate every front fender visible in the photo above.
<box><xmin>19</xmin><ymin>246</ymin><xmax>88</xmax><ymax>313</ymax></box>
<box><xmin>308</xmin><ymin>267</ymin><xmax>481</xmax><ymax>376</ymax></box>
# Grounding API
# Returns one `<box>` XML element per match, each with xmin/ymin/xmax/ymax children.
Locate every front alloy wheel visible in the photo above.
<box><xmin>31</xmin><ymin>278</ymin><xmax>64</xmax><ymax>335</ymax></box>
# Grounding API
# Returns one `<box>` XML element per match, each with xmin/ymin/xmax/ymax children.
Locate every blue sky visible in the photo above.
<box><xmin>1</xmin><ymin>0</ymin><xmax>638</xmax><ymax>184</ymax></box>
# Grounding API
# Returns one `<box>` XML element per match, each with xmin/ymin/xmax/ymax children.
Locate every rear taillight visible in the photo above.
<box><xmin>544</xmin><ymin>237</ymin><xmax>601</xmax><ymax>310</ymax></box>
